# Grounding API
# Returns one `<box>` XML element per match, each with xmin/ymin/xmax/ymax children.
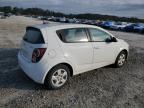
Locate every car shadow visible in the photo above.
<box><xmin>0</xmin><ymin>48</ymin><xmax>44</xmax><ymax>91</ymax></box>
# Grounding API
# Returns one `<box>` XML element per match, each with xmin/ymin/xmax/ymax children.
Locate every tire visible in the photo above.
<box><xmin>114</xmin><ymin>51</ymin><xmax>127</xmax><ymax>68</ymax></box>
<box><xmin>44</xmin><ymin>64</ymin><xmax>70</xmax><ymax>90</ymax></box>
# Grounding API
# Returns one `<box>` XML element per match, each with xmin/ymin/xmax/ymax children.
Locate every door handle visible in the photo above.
<box><xmin>94</xmin><ymin>47</ymin><xmax>99</xmax><ymax>49</ymax></box>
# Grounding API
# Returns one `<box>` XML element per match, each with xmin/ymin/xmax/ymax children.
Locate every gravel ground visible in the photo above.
<box><xmin>0</xmin><ymin>16</ymin><xmax>144</xmax><ymax>108</ymax></box>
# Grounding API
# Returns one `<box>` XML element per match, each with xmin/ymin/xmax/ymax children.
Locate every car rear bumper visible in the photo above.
<box><xmin>18</xmin><ymin>52</ymin><xmax>46</xmax><ymax>84</ymax></box>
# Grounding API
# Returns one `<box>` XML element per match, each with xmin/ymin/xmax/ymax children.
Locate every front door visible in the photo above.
<box><xmin>88</xmin><ymin>28</ymin><xmax>118</xmax><ymax>67</ymax></box>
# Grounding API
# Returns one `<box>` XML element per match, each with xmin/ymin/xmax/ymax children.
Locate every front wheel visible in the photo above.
<box><xmin>44</xmin><ymin>64</ymin><xmax>70</xmax><ymax>90</ymax></box>
<box><xmin>114</xmin><ymin>51</ymin><xmax>127</xmax><ymax>68</ymax></box>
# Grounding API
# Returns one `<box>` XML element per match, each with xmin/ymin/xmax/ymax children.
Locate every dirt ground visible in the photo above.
<box><xmin>0</xmin><ymin>16</ymin><xmax>144</xmax><ymax>108</ymax></box>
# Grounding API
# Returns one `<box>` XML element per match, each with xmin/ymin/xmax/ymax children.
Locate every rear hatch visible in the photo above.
<box><xmin>20</xmin><ymin>27</ymin><xmax>47</xmax><ymax>62</ymax></box>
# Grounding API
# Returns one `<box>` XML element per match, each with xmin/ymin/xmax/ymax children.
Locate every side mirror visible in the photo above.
<box><xmin>111</xmin><ymin>37</ymin><xmax>117</xmax><ymax>42</ymax></box>
<box><xmin>105</xmin><ymin>37</ymin><xmax>117</xmax><ymax>43</ymax></box>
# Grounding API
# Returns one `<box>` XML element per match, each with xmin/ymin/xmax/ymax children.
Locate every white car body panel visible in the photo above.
<box><xmin>59</xmin><ymin>42</ymin><xmax>93</xmax><ymax>74</ymax></box>
<box><xmin>18</xmin><ymin>24</ymin><xmax>129</xmax><ymax>84</ymax></box>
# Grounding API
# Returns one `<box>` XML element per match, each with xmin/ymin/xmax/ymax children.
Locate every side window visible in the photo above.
<box><xmin>57</xmin><ymin>28</ymin><xmax>88</xmax><ymax>43</ymax></box>
<box><xmin>89</xmin><ymin>28</ymin><xmax>111</xmax><ymax>42</ymax></box>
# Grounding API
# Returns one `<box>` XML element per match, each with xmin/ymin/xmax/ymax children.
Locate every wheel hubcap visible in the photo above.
<box><xmin>118</xmin><ymin>54</ymin><xmax>126</xmax><ymax>66</ymax></box>
<box><xmin>51</xmin><ymin>69</ymin><xmax>68</xmax><ymax>87</ymax></box>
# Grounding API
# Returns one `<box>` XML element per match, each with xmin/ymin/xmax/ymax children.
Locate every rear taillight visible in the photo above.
<box><xmin>32</xmin><ymin>48</ymin><xmax>46</xmax><ymax>63</ymax></box>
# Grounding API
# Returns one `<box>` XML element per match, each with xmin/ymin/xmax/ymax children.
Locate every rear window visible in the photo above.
<box><xmin>23</xmin><ymin>27</ymin><xmax>45</xmax><ymax>44</ymax></box>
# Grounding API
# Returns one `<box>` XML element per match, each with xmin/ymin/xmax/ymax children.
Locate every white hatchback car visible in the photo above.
<box><xmin>18</xmin><ymin>24</ymin><xmax>129</xmax><ymax>89</ymax></box>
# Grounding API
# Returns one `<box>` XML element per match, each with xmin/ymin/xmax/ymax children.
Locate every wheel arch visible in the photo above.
<box><xmin>43</xmin><ymin>62</ymin><xmax>74</xmax><ymax>84</ymax></box>
<box><xmin>120</xmin><ymin>49</ymin><xmax>128</xmax><ymax>59</ymax></box>
<box><xmin>115</xmin><ymin>48</ymin><xmax>129</xmax><ymax>63</ymax></box>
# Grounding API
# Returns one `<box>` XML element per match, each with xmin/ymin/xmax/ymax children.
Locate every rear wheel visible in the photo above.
<box><xmin>44</xmin><ymin>64</ymin><xmax>70</xmax><ymax>90</ymax></box>
<box><xmin>114</xmin><ymin>51</ymin><xmax>127</xmax><ymax>68</ymax></box>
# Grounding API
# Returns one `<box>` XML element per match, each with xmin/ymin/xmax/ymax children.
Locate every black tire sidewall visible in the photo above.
<box><xmin>115</xmin><ymin>51</ymin><xmax>127</xmax><ymax>68</ymax></box>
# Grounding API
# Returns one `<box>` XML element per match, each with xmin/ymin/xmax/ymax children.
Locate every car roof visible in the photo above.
<box><xmin>29</xmin><ymin>23</ymin><xmax>101</xmax><ymax>31</ymax></box>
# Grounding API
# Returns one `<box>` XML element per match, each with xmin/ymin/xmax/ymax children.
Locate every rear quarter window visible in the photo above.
<box><xmin>23</xmin><ymin>27</ymin><xmax>45</xmax><ymax>44</ymax></box>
